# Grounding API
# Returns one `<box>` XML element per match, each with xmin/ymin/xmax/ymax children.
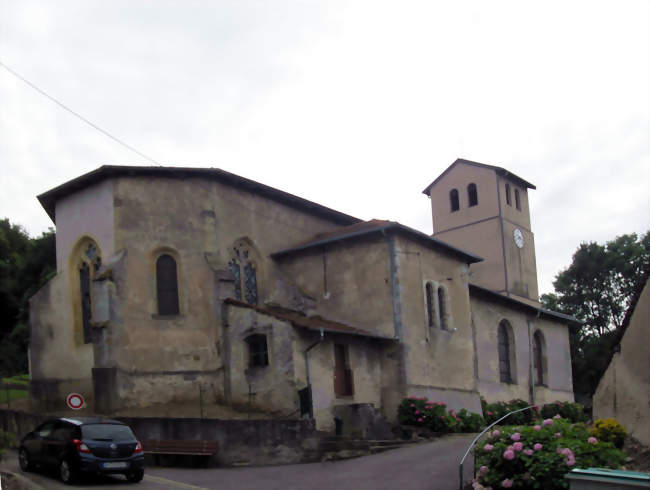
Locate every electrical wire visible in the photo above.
<box><xmin>0</xmin><ymin>59</ymin><xmax>162</xmax><ymax>165</ymax></box>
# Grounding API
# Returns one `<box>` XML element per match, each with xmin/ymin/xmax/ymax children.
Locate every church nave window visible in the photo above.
<box><xmin>229</xmin><ymin>241</ymin><xmax>259</xmax><ymax>305</ymax></box>
<box><xmin>450</xmin><ymin>189</ymin><xmax>460</xmax><ymax>212</ymax></box>
<box><xmin>468</xmin><ymin>183</ymin><xmax>478</xmax><ymax>207</ymax></box>
<box><xmin>156</xmin><ymin>254</ymin><xmax>180</xmax><ymax>315</ymax></box>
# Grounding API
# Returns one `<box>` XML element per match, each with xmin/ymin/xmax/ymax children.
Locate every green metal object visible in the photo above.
<box><xmin>566</xmin><ymin>468</ymin><xmax>650</xmax><ymax>488</ymax></box>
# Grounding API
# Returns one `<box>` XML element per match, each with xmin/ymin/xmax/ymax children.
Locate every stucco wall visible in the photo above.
<box><xmin>593</xmin><ymin>280</ymin><xmax>650</xmax><ymax>445</ymax></box>
<box><xmin>471</xmin><ymin>295</ymin><xmax>573</xmax><ymax>404</ymax></box>
<box><xmin>276</xmin><ymin>237</ymin><xmax>395</xmax><ymax>338</ymax></box>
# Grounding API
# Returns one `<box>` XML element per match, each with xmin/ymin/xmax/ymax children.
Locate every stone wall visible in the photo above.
<box><xmin>0</xmin><ymin>409</ymin><xmax>320</xmax><ymax>467</ymax></box>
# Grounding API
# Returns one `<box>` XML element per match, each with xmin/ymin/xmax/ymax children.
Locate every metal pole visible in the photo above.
<box><xmin>459</xmin><ymin>405</ymin><xmax>536</xmax><ymax>490</ymax></box>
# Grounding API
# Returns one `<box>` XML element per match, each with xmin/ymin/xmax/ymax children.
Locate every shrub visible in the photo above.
<box><xmin>473</xmin><ymin>417</ymin><xmax>625</xmax><ymax>489</ymax></box>
<box><xmin>540</xmin><ymin>401</ymin><xmax>586</xmax><ymax>423</ymax></box>
<box><xmin>481</xmin><ymin>398</ymin><xmax>536</xmax><ymax>426</ymax></box>
<box><xmin>590</xmin><ymin>418</ymin><xmax>626</xmax><ymax>449</ymax></box>
<box><xmin>398</xmin><ymin>396</ymin><xmax>484</xmax><ymax>433</ymax></box>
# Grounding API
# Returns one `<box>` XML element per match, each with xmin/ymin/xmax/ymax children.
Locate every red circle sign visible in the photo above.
<box><xmin>66</xmin><ymin>393</ymin><xmax>85</xmax><ymax>410</ymax></box>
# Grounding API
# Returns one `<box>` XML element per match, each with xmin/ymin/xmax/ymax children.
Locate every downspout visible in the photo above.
<box><xmin>304</xmin><ymin>328</ymin><xmax>324</xmax><ymax>418</ymax></box>
<box><xmin>528</xmin><ymin>310</ymin><xmax>542</xmax><ymax>404</ymax></box>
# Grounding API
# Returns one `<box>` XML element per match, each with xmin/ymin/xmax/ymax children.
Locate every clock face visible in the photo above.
<box><xmin>513</xmin><ymin>228</ymin><xmax>524</xmax><ymax>248</ymax></box>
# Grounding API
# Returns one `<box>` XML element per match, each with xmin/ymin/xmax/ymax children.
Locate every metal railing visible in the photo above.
<box><xmin>458</xmin><ymin>405</ymin><xmax>536</xmax><ymax>490</ymax></box>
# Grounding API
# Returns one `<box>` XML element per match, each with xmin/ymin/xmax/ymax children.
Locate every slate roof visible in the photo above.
<box><xmin>37</xmin><ymin>165</ymin><xmax>361</xmax><ymax>226</ymax></box>
<box><xmin>224</xmin><ymin>298</ymin><xmax>396</xmax><ymax>340</ymax></box>
<box><xmin>422</xmin><ymin>158</ymin><xmax>536</xmax><ymax>195</ymax></box>
<box><xmin>468</xmin><ymin>283</ymin><xmax>581</xmax><ymax>325</ymax></box>
<box><xmin>271</xmin><ymin>219</ymin><xmax>483</xmax><ymax>264</ymax></box>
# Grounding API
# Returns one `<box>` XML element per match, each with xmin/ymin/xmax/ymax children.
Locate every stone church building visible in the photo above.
<box><xmin>29</xmin><ymin>158</ymin><xmax>576</xmax><ymax>430</ymax></box>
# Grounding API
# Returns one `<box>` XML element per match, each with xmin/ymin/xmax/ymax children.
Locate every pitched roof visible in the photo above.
<box><xmin>224</xmin><ymin>298</ymin><xmax>395</xmax><ymax>340</ymax></box>
<box><xmin>468</xmin><ymin>283</ymin><xmax>581</xmax><ymax>325</ymax></box>
<box><xmin>271</xmin><ymin>219</ymin><xmax>483</xmax><ymax>264</ymax></box>
<box><xmin>422</xmin><ymin>158</ymin><xmax>536</xmax><ymax>195</ymax></box>
<box><xmin>37</xmin><ymin>165</ymin><xmax>361</xmax><ymax>225</ymax></box>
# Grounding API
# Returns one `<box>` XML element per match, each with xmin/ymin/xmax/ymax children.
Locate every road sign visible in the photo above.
<box><xmin>66</xmin><ymin>393</ymin><xmax>85</xmax><ymax>410</ymax></box>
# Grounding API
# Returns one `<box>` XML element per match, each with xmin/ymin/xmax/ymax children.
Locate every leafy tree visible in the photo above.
<box><xmin>541</xmin><ymin>232</ymin><xmax>650</xmax><ymax>396</ymax></box>
<box><xmin>0</xmin><ymin>218</ymin><xmax>56</xmax><ymax>376</ymax></box>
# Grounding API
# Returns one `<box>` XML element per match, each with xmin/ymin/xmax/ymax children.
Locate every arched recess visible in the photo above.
<box><xmin>533</xmin><ymin>329</ymin><xmax>547</xmax><ymax>386</ymax></box>
<box><xmin>498</xmin><ymin>319</ymin><xmax>517</xmax><ymax>383</ymax></box>
<box><xmin>467</xmin><ymin>183</ymin><xmax>478</xmax><ymax>207</ymax></box>
<box><xmin>151</xmin><ymin>247</ymin><xmax>183</xmax><ymax>317</ymax></box>
<box><xmin>228</xmin><ymin>238</ymin><xmax>262</xmax><ymax>305</ymax></box>
<box><xmin>449</xmin><ymin>189</ymin><xmax>460</xmax><ymax>212</ymax></box>
<box><xmin>425</xmin><ymin>282</ymin><xmax>435</xmax><ymax>328</ymax></box>
<box><xmin>437</xmin><ymin>285</ymin><xmax>451</xmax><ymax>330</ymax></box>
<box><xmin>69</xmin><ymin>237</ymin><xmax>102</xmax><ymax>344</ymax></box>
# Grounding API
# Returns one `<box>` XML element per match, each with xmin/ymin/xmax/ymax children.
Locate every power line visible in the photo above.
<box><xmin>0</xmin><ymin>59</ymin><xmax>162</xmax><ymax>165</ymax></box>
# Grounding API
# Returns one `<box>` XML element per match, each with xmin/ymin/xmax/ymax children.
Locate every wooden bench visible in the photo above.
<box><xmin>143</xmin><ymin>440</ymin><xmax>219</xmax><ymax>467</ymax></box>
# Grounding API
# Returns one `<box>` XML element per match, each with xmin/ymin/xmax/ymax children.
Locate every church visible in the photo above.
<box><xmin>29</xmin><ymin>158</ymin><xmax>576</xmax><ymax>431</ymax></box>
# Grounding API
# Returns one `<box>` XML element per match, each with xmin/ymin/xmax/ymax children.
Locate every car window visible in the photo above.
<box><xmin>50</xmin><ymin>422</ymin><xmax>75</xmax><ymax>441</ymax></box>
<box><xmin>36</xmin><ymin>421</ymin><xmax>57</xmax><ymax>438</ymax></box>
<box><xmin>81</xmin><ymin>424</ymin><xmax>136</xmax><ymax>442</ymax></box>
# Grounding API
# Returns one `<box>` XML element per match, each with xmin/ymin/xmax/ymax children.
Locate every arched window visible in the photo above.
<box><xmin>533</xmin><ymin>330</ymin><xmax>546</xmax><ymax>386</ymax></box>
<box><xmin>425</xmin><ymin>283</ymin><xmax>435</xmax><ymax>327</ymax></box>
<box><xmin>156</xmin><ymin>254</ymin><xmax>179</xmax><ymax>315</ymax></box>
<box><xmin>467</xmin><ymin>183</ymin><xmax>478</xmax><ymax>207</ymax></box>
<box><xmin>515</xmin><ymin>189</ymin><xmax>521</xmax><ymax>211</ymax></box>
<box><xmin>449</xmin><ymin>189</ymin><xmax>459</xmax><ymax>212</ymax></box>
<box><xmin>505</xmin><ymin>183</ymin><xmax>512</xmax><ymax>206</ymax></box>
<box><xmin>437</xmin><ymin>286</ymin><xmax>448</xmax><ymax>330</ymax></box>
<box><xmin>229</xmin><ymin>241</ymin><xmax>258</xmax><ymax>305</ymax></box>
<box><xmin>75</xmin><ymin>240</ymin><xmax>102</xmax><ymax>344</ymax></box>
<box><xmin>498</xmin><ymin>320</ymin><xmax>515</xmax><ymax>383</ymax></box>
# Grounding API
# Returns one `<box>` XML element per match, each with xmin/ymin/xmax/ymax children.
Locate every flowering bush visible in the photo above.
<box><xmin>540</xmin><ymin>401</ymin><xmax>586</xmax><ymax>423</ymax></box>
<box><xmin>397</xmin><ymin>397</ymin><xmax>484</xmax><ymax>433</ymax></box>
<box><xmin>480</xmin><ymin>398</ymin><xmax>535</xmax><ymax>426</ymax></box>
<box><xmin>473</xmin><ymin>417</ymin><xmax>625</xmax><ymax>489</ymax></box>
<box><xmin>590</xmin><ymin>418</ymin><xmax>626</xmax><ymax>449</ymax></box>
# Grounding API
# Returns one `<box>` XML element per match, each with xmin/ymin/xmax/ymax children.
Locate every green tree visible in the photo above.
<box><xmin>541</xmin><ymin>232</ymin><xmax>650</xmax><ymax>396</ymax></box>
<box><xmin>0</xmin><ymin>218</ymin><xmax>56</xmax><ymax>376</ymax></box>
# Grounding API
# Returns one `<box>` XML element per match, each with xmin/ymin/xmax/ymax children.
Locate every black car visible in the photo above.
<box><xmin>19</xmin><ymin>416</ymin><xmax>145</xmax><ymax>484</ymax></box>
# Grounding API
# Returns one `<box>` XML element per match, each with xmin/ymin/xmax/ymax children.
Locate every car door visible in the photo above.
<box><xmin>24</xmin><ymin>420</ymin><xmax>57</xmax><ymax>466</ymax></box>
<box><xmin>43</xmin><ymin>421</ymin><xmax>74</xmax><ymax>467</ymax></box>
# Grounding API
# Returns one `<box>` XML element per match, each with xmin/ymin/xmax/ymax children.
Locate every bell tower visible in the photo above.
<box><xmin>423</xmin><ymin>159</ymin><xmax>540</xmax><ymax>306</ymax></box>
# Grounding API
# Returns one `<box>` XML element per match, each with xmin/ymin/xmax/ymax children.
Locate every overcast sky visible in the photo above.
<box><xmin>1</xmin><ymin>0</ymin><xmax>648</xmax><ymax>295</ymax></box>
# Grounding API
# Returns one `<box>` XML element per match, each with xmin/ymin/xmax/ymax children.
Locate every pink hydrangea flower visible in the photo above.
<box><xmin>588</xmin><ymin>437</ymin><xmax>598</xmax><ymax>444</ymax></box>
<box><xmin>533</xmin><ymin>425</ymin><xmax>541</xmax><ymax>431</ymax></box>
<box><xmin>415</xmin><ymin>410</ymin><xmax>420</xmax><ymax>415</ymax></box>
<box><xmin>487</xmin><ymin>411</ymin><xmax>493</xmax><ymax>416</ymax></box>
<box><xmin>553</xmin><ymin>414</ymin><xmax>561</xmax><ymax>419</ymax></box>
<box><xmin>522</xmin><ymin>472</ymin><xmax>531</xmax><ymax>481</ymax></box>
<box><xmin>513</xmin><ymin>442</ymin><xmax>523</xmax><ymax>452</ymax></box>
<box><xmin>555</xmin><ymin>432</ymin><xmax>562</xmax><ymax>438</ymax></box>
<box><xmin>542</xmin><ymin>418</ymin><xmax>553</xmax><ymax>426</ymax></box>
<box><xmin>410</xmin><ymin>404</ymin><xmax>415</xmax><ymax>407</ymax></box>
<box><xmin>479</xmin><ymin>465</ymin><xmax>488</xmax><ymax>475</ymax></box>
<box><xmin>483</xmin><ymin>444</ymin><xmax>494</xmax><ymax>451</ymax></box>
<box><xmin>501</xmin><ymin>478</ymin><xmax>514</xmax><ymax>488</ymax></box>
<box><xmin>523</xmin><ymin>449</ymin><xmax>534</xmax><ymax>456</ymax></box>
<box><xmin>417</xmin><ymin>418</ymin><xmax>423</xmax><ymax>422</ymax></box>
<box><xmin>511</xmin><ymin>432</ymin><xmax>521</xmax><ymax>441</ymax></box>
<box><xmin>533</xmin><ymin>443</ymin><xmax>543</xmax><ymax>451</ymax></box>
<box><xmin>492</xmin><ymin>430</ymin><xmax>500</xmax><ymax>437</ymax></box>
<box><xmin>503</xmin><ymin>449</ymin><xmax>515</xmax><ymax>460</ymax></box>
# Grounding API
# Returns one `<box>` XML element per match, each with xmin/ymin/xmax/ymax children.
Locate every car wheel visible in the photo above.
<box><xmin>18</xmin><ymin>448</ymin><xmax>33</xmax><ymax>471</ymax></box>
<box><xmin>126</xmin><ymin>469</ymin><xmax>144</xmax><ymax>483</ymax></box>
<box><xmin>59</xmin><ymin>458</ymin><xmax>78</xmax><ymax>484</ymax></box>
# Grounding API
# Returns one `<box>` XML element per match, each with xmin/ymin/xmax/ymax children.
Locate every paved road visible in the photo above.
<box><xmin>1</xmin><ymin>434</ymin><xmax>476</xmax><ymax>490</ymax></box>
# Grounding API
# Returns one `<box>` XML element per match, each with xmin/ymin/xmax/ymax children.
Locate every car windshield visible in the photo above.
<box><xmin>81</xmin><ymin>424</ymin><xmax>136</xmax><ymax>442</ymax></box>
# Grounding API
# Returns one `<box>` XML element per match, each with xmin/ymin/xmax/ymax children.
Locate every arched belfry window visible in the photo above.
<box><xmin>468</xmin><ymin>183</ymin><xmax>478</xmax><ymax>207</ymax></box>
<box><xmin>533</xmin><ymin>330</ymin><xmax>546</xmax><ymax>386</ymax></box>
<box><xmin>450</xmin><ymin>189</ymin><xmax>459</xmax><ymax>212</ymax></box>
<box><xmin>156</xmin><ymin>254</ymin><xmax>179</xmax><ymax>315</ymax></box>
<box><xmin>229</xmin><ymin>241</ymin><xmax>258</xmax><ymax>305</ymax></box>
<box><xmin>505</xmin><ymin>183</ymin><xmax>512</xmax><ymax>206</ymax></box>
<box><xmin>75</xmin><ymin>241</ymin><xmax>102</xmax><ymax>344</ymax></box>
<box><xmin>498</xmin><ymin>320</ymin><xmax>515</xmax><ymax>383</ymax></box>
<box><xmin>515</xmin><ymin>189</ymin><xmax>521</xmax><ymax>211</ymax></box>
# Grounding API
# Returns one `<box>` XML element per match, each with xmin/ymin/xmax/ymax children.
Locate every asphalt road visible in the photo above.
<box><xmin>1</xmin><ymin>434</ymin><xmax>476</xmax><ymax>490</ymax></box>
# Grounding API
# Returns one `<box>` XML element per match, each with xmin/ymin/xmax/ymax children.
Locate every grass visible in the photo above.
<box><xmin>0</xmin><ymin>374</ymin><xmax>29</xmax><ymax>405</ymax></box>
